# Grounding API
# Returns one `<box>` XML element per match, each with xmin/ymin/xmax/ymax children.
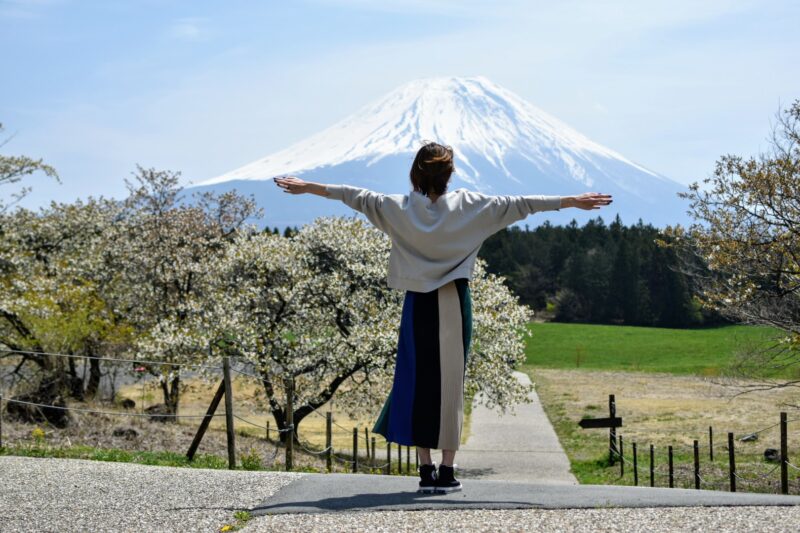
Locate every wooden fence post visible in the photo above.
<box><xmin>668</xmin><ymin>445</ymin><xmax>674</xmax><ymax>488</ymax></box>
<box><xmin>285</xmin><ymin>376</ymin><xmax>294</xmax><ymax>471</ymax></box>
<box><xmin>709</xmin><ymin>426</ymin><xmax>714</xmax><ymax>462</ymax></box>
<box><xmin>609</xmin><ymin>394</ymin><xmax>617</xmax><ymax>465</ymax></box>
<box><xmin>728</xmin><ymin>432</ymin><xmax>736</xmax><ymax>493</ymax></box>
<box><xmin>326</xmin><ymin>411</ymin><xmax>332</xmax><ymax>473</ymax></box>
<box><xmin>266</xmin><ymin>420</ymin><xmax>270</xmax><ymax>441</ymax></box>
<box><xmin>371</xmin><ymin>436</ymin><xmax>376</xmax><ymax>468</ymax></box>
<box><xmin>619</xmin><ymin>435</ymin><xmax>624</xmax><ymax>478</ymax></box>
<box><xmin>397</xmin><ymin>442</ymin><xmax>402</xmax><ymax>474</ymax></box>
<box><xmin>364</xmin><ymin>427</ymin><xmax>370</xmax><ymax>460</ymax></box>
<box><xmin>693</xmin><ymin>439</ymin><xmax>700</xmax><ymax>489</ymax></box>
<box><xmin>633</xmin><ymin>442</ymin><xmax>639</xmax><ymax>486</ymax></box>
<box><xmin>222</xmin><ymin>356</ymin><xmax>236</xmax><ymax>470</ymax></box>
<box><xmin>406</xmin><ymin>446</ymin><xmax>410</xmax><ymax>475</ymax></box>
<box><xmin>386</xmin><ymin>440</ymin><xmax>391</xmax><ymax>475</ymax></box>
<box><xmin>781</xmin><ymin>412</ymin><xmax>788</xmax><ymax>495</ymax></box>
<box><xmin>650</xmin><ymin>444</ymin><xmax>655</xmax><ymax>487</ymax></box>
<box><xmin>352</xmin><ymin>427</ymin><xmax>358</xmax><ymax>473</ymax></box>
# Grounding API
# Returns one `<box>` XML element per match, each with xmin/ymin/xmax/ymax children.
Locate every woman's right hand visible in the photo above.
<box><xmin>274</xmin><ymin>175</ymin><xmax>311</xmax><ymax>194</ymax></box>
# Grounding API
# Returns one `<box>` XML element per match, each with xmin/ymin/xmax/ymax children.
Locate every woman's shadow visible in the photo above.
<box><xmin>251</xmin><ymin>474</ymin><xmax>540</xmax><ymax>514</ymax></box>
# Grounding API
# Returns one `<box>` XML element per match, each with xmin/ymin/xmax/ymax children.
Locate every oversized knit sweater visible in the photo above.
<box><xmin>324</xmin><ymin>184</ymin><xmax>563</xmax><ymax>293</ymax></box>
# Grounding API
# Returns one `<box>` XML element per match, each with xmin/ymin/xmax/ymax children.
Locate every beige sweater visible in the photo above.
<box><xmin>324</xmin><ymin>184</ymin><xmax>562</xmax><ymax>293</ymax></box>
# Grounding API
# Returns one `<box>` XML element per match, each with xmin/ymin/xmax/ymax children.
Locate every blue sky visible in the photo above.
<box><xmin>2</xmin><ymin>0</ymin><xmax>798</xmax><ymax>209</ymax></box>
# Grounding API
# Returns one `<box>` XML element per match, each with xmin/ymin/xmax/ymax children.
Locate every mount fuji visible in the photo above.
<box><xmin>189</xmin><ymin>76</ymin><xmax>691</xmax><ymax>228</ymax></box>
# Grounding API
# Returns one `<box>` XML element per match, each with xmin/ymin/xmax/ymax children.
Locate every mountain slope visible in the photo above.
<box><xmin>190</xmin><ymin>76</ymin><xmax>690</xmax><ymax>228</ymax></box>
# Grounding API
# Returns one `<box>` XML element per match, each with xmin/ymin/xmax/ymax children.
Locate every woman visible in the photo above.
<box><xmin>274</xmin><ymin>142</ymin><xmax>612</xmax><ymax>494</ymax></box>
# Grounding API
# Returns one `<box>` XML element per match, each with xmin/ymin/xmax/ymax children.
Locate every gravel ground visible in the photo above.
<box><xmin>2</xmin><ymin>456</ymin><xmax>798</xmax><ymax>532</ymax></box>
<box><xmin>246</xmin><ymin>507</ymin><xmax>800</xmax><ymax>533</ymax></box>
<box><xmin>0</xmin><ymin>456</ymin><xmax>302</xmax><ymax>532</ymax></box>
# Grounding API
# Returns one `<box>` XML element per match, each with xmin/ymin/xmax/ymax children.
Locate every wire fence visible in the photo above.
<box><xmin>594</xmin><ymin>395</ymin><xmax>799</xmax><ymax>495</ymax></box>
<box><xmin>1</xmin><ymin>348</ymin><xmax>224</xmax><ymax>371</ymax></box>
<box><xmin>7</xmin><ymin>350</ymin><xmax>796</xmax><ymax>487</ymax></box>
<box><xmin>0</xmin><ymin>347</ymin><xmax>416</xmax><ymax>476</ymax></box>
<box><xmin>0</xmin><ymin>396</ymin><xmax>225</xmax><ymax>419</ymax></box>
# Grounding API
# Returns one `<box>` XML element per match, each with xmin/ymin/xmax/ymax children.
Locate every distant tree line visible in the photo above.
<box><xmin>277</xmin><ymin>215</ymin><xmax>725</xmax><ymax>329</ymax></box>
<box><xmin>477</xmin><ymin>215</ymin><xmax>728</xmax><ymax>328</ymax></box>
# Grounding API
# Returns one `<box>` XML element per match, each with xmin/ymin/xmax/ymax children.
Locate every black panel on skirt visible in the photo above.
<box><xmin>411</xmin><ymin>287</ymin><xmax>441</xmax><ymax>448</ymax></box>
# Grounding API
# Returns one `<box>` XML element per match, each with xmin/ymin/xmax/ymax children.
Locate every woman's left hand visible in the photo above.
<box><xmin>565</xmin><ymin>192</ymin><xmax>613</xmax><ymax>210</ymax></box>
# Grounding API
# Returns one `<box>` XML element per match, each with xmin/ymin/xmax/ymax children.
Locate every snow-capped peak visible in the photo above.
<box><xmin>198</xmin><ymin>75</ymin><xmax>659</xmax><ymax>187</ymax></box>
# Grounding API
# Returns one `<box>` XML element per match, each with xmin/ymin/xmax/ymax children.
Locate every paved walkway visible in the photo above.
<box><xmin>456</xmin><ymin>370</ymin><xmax>577</xmax><ymax>484</ymax></box>
<box><xmin>251</xmin><ymin>473</ymin><xmax>800</xmax><ymax>515</ymax></box>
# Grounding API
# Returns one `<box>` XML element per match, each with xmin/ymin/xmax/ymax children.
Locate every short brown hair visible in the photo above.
<box><xmin>409</xmin><ymin>141</ymin><xmax>455</xmax><ymax>197</ymax></box>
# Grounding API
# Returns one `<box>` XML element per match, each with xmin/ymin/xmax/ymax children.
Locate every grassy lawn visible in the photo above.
<box><xmin>525</xmin><ymin>322</ymin><xmax>792</xmax><ymax>377</ymax></box>
<box><xmin>0</xmin><ymin>442</ymin><xmax>329</xmax><ymax>473</ymax></box>
<box><xmin>1</xmin><ymin>443</ymin><xmax>231</xmax><ymax>469</ymax></box>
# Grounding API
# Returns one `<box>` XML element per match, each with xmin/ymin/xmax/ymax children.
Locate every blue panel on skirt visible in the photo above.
<box><xmin>384</xmin><ymin>290</ymin><xmax>416</xmax><ymax>444</ymax></box>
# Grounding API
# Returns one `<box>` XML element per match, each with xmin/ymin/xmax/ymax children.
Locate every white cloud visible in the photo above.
<box><xmin>167</xmin><ymin>17</ymin><xmax>210</xmax><ymax>41</ymax></box>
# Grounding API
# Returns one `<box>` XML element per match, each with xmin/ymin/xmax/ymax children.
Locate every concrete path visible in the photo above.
<box><xmin>252</xmin><ymin>473</ymin><xmax>800</xmax><ymax>515</ymax></box>
<box><xmin>455</xmin><ymin>370</ymin><xmax>577</xmax><ymax>484</ymax></box>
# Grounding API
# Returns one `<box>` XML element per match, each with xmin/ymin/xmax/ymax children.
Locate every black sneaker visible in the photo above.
<box><xmin>417</xmin><ymin>462</ymin><xmax>438</xmax><ymax>493</ymax></box>
<box><xmin>435</xmin><ymin>464</ymin><xmax>462</xmax><ymax>493</ymax></box>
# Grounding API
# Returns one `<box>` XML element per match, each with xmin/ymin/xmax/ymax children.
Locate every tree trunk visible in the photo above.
<box><xmin>66</xmin><ymin>356</ymin><xmax>84</xmax><ymax>400</ymax></box>
<box><xmin>9</xmin><ymin>373</ymin><xmax>71</xmax><ymax>427</ymax></box>
<box><xmin>159</xmin><ymin>374</ymin><xmax>181</xmax><ymax>419</ymax></box>
<box><xmin>84</xmin><ymin>356</ymin><xmax>102</xmax><ymax>400</ymax></box>
<box><xmin>262</xmin><ymin>364</ymin><xmax>367</xmax><ymax>445</ymax></box>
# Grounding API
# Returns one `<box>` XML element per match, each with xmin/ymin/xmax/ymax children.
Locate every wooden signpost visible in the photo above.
<box><xmin>578</xmin><ymin>417</ymin><xmax>623</xmax><ymax>429</ymax></box>
<box><xmin>578</xmin><ymin>394</ymin><xmax>623</xmax><ymax>464</ymax></box>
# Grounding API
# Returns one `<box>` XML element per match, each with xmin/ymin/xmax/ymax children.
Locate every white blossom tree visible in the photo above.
<box><xmin>207</xmin><ymin>216</ymin><xmax>536</xmax><ymax>441</ymax></box>
<box><xmin>103</xmin><ymin>166</ymin><xmax>260</xmax><ymax>414</ymax></box>
<box><xmin>0</xmin><ymin>197</ymin><xmax>129</xmax><ymax>427</ymax></box>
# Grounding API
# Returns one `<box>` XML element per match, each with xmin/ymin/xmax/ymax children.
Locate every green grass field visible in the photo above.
<box><xmin>524</xmin><ymin>322</ymin><xmax>790</xmax><ymax>377</ymax></box>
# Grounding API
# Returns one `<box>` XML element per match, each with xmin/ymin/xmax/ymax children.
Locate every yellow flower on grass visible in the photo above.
<box><xmin>219</xmin><ymin>525</ymin><xmax>234</xmax><ymax>532</ymax></box>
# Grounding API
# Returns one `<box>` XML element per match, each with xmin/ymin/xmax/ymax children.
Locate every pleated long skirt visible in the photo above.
<box><xmin>372</xmin><ymin>278</ymin><xmax>472</xmax><ymax>451</ymax></box>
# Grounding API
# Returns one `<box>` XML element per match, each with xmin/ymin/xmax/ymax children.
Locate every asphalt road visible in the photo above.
<box><xmin>251</xmin><ymin>472</ymin><xmax>800</xmax><ymax>515</ymax></box>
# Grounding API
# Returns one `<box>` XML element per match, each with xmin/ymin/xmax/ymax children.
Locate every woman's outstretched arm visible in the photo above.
<box><xmin>464</xmin><ymin>190</ymin><xmax>614</xmax><ymax>238</ymax></box>
<box><xmin>274</xmin><ymin>176</ymin><xmax>392</xmax><ymax>234</ymax></box>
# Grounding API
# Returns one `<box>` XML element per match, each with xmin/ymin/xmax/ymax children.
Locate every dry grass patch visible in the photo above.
<box><xmin>0</xmin><ymin>372</ymin><xmax>474</xmax><ymax>473</ymax></box>
<box><xmin>525</xmin><ymin>367</ymin><xmax>800</xmax><ymax>492</ymax></box>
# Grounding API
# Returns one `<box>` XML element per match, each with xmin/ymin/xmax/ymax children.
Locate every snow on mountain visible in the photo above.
<box><xmin>190</xmin><ymin>76</ymin><xmax>691</xmax><ymax>228</ymax></box>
